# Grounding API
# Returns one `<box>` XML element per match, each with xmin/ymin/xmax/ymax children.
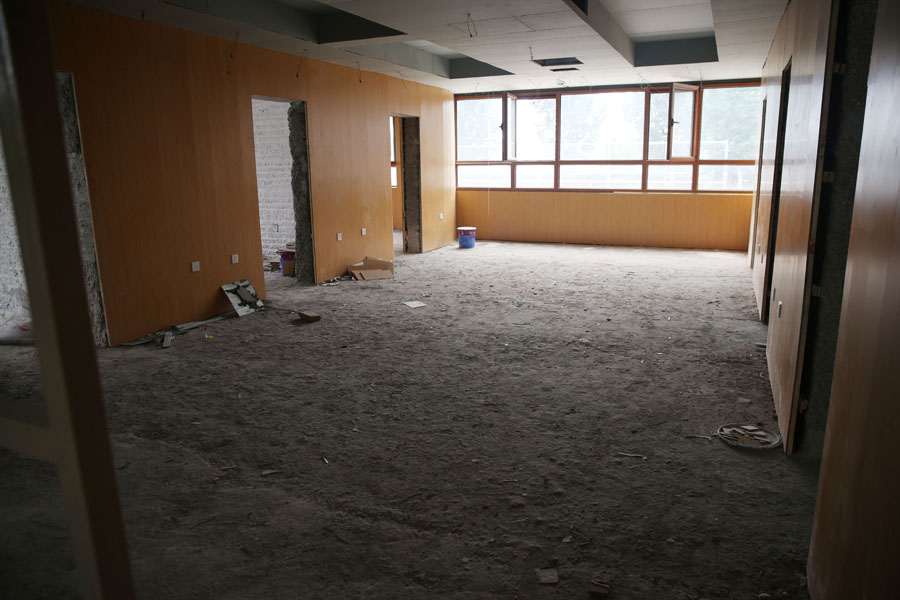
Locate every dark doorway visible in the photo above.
<box><xmin>399</xmin><ymin>116</ymin><xmax>422</xmax><ymax>254</ymax></box>
<box><xmin>762</xmin><ymin>61</ymin><xmax>791</xmax><ymax>323</ymax></box>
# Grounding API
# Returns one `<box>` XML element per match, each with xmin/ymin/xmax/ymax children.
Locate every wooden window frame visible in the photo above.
<box><xmin>454</xmin><ymin>80</ymin><xmax>761</xmax><ymax>194</ymax></box>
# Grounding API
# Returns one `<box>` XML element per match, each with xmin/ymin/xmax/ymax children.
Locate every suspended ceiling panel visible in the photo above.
<box><xmin>69</xmin><ymin>0</ymin><xmax>789</xmax><ymax>92</ymax></box>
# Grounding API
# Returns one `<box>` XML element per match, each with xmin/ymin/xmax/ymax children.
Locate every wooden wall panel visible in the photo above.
<box><xmin>48</xmin><ymin>2</ymin><xmax>456</xmax><ymax>345</ymax></box>
<box><xmin>457</xmin><ymin>191</ymin><xmax>753</xmax><ymax>250</ymax></box>
<box><xmin>808</xmin><ymin>0</ymin><xmax>900</xmax><ymax>594</ymax></box>
<box><xmin>751</xmin><ymin>0</ymin><xmax>833</xmax><ymax>449</ymax></box>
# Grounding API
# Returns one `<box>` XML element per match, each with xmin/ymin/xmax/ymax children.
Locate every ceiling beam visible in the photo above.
<box><xmin>559</xmin><ymin>0</ymin><xmax>634</xmax><ymax>65</ymax></box>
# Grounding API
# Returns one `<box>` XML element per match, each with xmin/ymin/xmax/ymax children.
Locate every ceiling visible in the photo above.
<box><xmin>70</xmin><ymin>0</ymin><xmax>788</xmax><ymax>93</ymax></box>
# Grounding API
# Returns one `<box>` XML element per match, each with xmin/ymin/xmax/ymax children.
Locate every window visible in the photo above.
<box><xmin>456</xmin><ymin>98</ymin><xmax>503</xmax><ymax>161</ymax></box>
<box><xmin>455</xmin><ymin>82</ymin><xmax>761</xmax><ymax>192</ymax></box>
<box><xmin>458</xmin><ymin>164</ymin><xmax>511</xmax><ymax>188</ymax></box>
<box><xmin>560</xmin><ymin>164</ymin><xmax>642</xmax><ymax>190</ymax></box>
<box><xmin>700</xmin><ymin>87</ymin><xmax>761</xmax><ymax>160</ymax></box>
<box><xmin>515</xmin><ymin>98</ymin><xmax>555</xmax><ymax>160</ymax></box>
<box><xmin>560</xmin><ymin>91</ymin><xmax>644</xmax><ymax>160</ymax></box>
<box><xmin>389</xmin><ymin>117</ymin><xmax>398</xmax><ymax>188</ymax></box>
<box><xmin>516</xmin><ymin>164</ymin><xmax>554</xmax><ymax>188</ymax></box>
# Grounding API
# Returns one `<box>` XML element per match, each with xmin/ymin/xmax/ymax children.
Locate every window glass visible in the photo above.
<box><xmin>648</xmin><ymin>93</ymin><xmax>669</xmax><ymax>160</ymax></box>
<box><xmin>458</xmin><ymin>164</ymin><xmax>511</xmax><ymax>188</ymax></box>
<box><xmin>671</xmin><ymin>88</ymin><xmax>695</xmax><ymax>157</ymax></box>
<box><xmin>389</xmin><ymin>118</ymin><xmax>395</xmax><ymax>162</ymax></box>
<box><xmin>647</xmin><ymin>165</ymin><xmax>692</xmax><ymax>190</ymax></box>
<box><xmin>698</xmin><ymin>164</ymin><xmax>757</xmax><ymax>191</ymax></box>
<box><xmin>559</xmin><ymin>164</ymin><xmax>642</xmax><ymax>190</ymax></box>
<box><xmin>560</xmin><ymin>92</ymin><xmax>644</xmax><ymax>160</ymax></box>
<box><xmin>700</xmin><ymin>87</ymin><xmax>762</xmax><ymax>159</ymax></box>
<box><xmin>515</xmin><ymin>98</ymin><xmax>556</xmax><ymax>160</ymax></box>
<box><xmin>515</xmin><ymin>164</ymin><xmax>554</xmax><ymax>188</ymax></box>
<box><xmin>456</xmin><ymin>98</ymin><xmax>503</xmax><ymax>161</ymax></box>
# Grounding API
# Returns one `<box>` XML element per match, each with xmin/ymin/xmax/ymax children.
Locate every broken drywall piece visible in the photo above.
<box><xmin>221</xmin><ymin>279</ymin><xmax>264</xmax><ymax>316</ymax></box>
<box><xmin>403</xmin><ymin>301</ymin><xmax>426</xmax><ymax>308</ymax></box>
<box><xmin>349</xmin><ymin>257</ymin><xmax>394</xmax><ymax>280</ymax></box>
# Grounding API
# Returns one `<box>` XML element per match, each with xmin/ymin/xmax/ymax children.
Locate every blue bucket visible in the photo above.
<box><xmin>458</xmin><ymin>226</ymin><xmax>476</xmax><ymax>249</ymax></box>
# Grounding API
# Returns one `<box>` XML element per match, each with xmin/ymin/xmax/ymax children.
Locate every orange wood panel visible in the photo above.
<box><xmin>48</xmin><ymin>2</ymin><xmax>455</xmax><ymax>345</ymax></box>
<box><xmin>751</xmin><ymin>0</ymin><xmax>833</xmax><ymax>450</ymax></box>
<box><xmin>457</xmin><ymin>191</ymin><xmax>753</xmax><ymax>250</ymax></box>
<box><xmin>808</xmin><ymin>0</ymin><xmax>900</xmax><ymax>594</ymax></box>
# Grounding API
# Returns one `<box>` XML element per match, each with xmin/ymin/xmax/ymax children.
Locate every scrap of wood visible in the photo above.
<box><xmin>162</xmin><ymin>331</ymin><xmax>173</xmax><ymax>348</ymax></box>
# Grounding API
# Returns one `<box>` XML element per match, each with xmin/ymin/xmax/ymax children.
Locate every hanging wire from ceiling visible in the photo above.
<box><xmin>466</xmin><ymin>13</ymin><xmax>478</xmax><ymax>37</ymax></box>
<box><xmin>295</xmin><ymin>49</ymin><xmax>308</xmax><ymax>79</ymax></box>
<box><xmin>356</xmin><ymin>61</ymin><xmax>363</xmax><ymax>83</ymax></box>
<box><xmin>225</xmin><ymin>33</ymin><xmax>239</xmax><ymax>75</ymax></box>
<box><xmin>397</xmin><ymin>71</ymin><xmax>408</xmax><ymax>90</ymax></box>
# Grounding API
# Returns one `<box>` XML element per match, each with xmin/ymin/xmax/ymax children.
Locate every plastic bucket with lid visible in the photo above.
<box><xmin>457</xmin><ymin>226</ymin><xmax>476</xmax><ymax>249</ymax></box>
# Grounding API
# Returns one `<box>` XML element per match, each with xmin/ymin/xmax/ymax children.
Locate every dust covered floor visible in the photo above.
<box><xmin>0</xmin><ymin>242</ymin><xmax>819</xmax><ymax>599</ymax></box>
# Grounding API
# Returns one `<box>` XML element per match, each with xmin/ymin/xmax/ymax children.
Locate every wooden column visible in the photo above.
<box><xmin>0</xmin><ymin>1</ymin><xmax>134</xmax><ymax>597</ymax></box>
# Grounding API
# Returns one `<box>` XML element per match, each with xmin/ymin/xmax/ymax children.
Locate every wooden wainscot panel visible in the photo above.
<box><xmin>807</xmin><ymin>0</ymin><xmax>900</xmax><ymax>595</ymax></box>
<box><xmin>456</xmin><ymin>190</ymin><xmax>752</xmax><ymax>250</ymax></box>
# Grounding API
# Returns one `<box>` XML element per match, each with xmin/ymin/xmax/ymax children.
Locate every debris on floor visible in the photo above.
<box><xmin>535</xmin><ymin>567</ymin><xmax>559</xmax><ymax>584</ymax></box>
<box><xmin>403</xmin><ymin>301</ymin><xmax>426</xmax><ymax>309</ymax></box>
<box><xmin>589</xmin><ymin>577</ymin><xmax>611</xmax><ymax>598</ymax></box>
<box><xmin>221</xmin><ymin>279</ymin><xmax>264</xmax><ymax>316</ymax></box>
<box><xmin>349</xmin><ymin>257</ymin><xmax>394</xmax><ymax>281</ymax></box>
<box><xmin>715</xmin><ymin>424</ymin><xmax>782</xmax><ymax>449</ymax></box>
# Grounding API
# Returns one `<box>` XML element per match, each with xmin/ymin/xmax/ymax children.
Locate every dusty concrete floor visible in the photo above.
<box><xmin>0</xmin><ymin>241</ymin><xmax>819</xmax><ymax>599</ymax></box>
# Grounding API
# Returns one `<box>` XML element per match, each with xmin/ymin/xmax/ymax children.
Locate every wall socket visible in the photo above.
<box><xmin>361</xmin><ymin>227</ymin><xmax>367</xmax><ymax>236</ymax></box>
<box><xmin>191</xmin><ymin>261</ymin><xmax>200</xmax><ymax>272</ymax></box>
<box><xmin>440</xmin><ymin>212</ymin><xmax>444</xmax><ymax>220</ymax></box>
<box><xmin>337</xmin><ymin>233</ymin><xmax>342</xmax><ymax>241</ymax></box>
<box><xmin>231</xmin><ymin>254</ymin><xmax>239</xmax><ymax>264</ymax></box>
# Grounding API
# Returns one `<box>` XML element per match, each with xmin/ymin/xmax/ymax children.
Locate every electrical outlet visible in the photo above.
<box><xmin>440</xmin><ymin>212</ymin><xmax>444</xmax><ymax>220</ymax></box>
<box><xmin>337</xmin><ymin>233</ymin><xmax>342</xmax><ymax>241</ymax></box>
<box><xmin>231</xmin><ymin>254</ymin><xmax>239</xmax><ymax>264</ymax></box>
<box><xmin>191</xmin><ymin>261</ymin><xmax>200</xmax><ymax>272</ymax></box>
<box><xmin>274</xmin><ymin>224</ymin><xmax>279</xmax><ymax>232</ymax></box>
<box><xmin>361</xmin><ymin>228</ymin><xmax>367</xmax><ymax>236</ymax></box>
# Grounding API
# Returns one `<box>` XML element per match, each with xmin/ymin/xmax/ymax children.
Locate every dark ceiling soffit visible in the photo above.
<box><xmin>449</xmin><ymin>58</ymin><xmax>513</xmax><ymax>79</ymax></box>
<box><xmin>317</xmin><ymin>12</ymin><xmax>404</xmax><ymax>44</ymax></box>
<box><xmin>532</xmin><ymin>56</ymin><xmax>583</xmax><ymax>67</ymax></box>
<box><xmin>633</xmin><ymin>35</ymin><xmax>719</xmax><ymax>67</ymax></box>
<box><xmin>158</xmin><ymin>0</ymin><xmax>405</xmax><ymax>45</ymax></box>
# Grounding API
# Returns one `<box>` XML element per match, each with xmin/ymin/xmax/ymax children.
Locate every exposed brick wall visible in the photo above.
<box><xmin>0</xmin><ymin>73</ymin><xmax>108</xmax><ymax>345</ymax></box>
<box><xmin>252</xmin><ymin>99</ymin><xmax>295</xmax><ymax>261</ymax></box>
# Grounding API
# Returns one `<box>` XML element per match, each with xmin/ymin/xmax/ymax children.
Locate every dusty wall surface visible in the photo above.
<box><xmin>251</xmin><ymin>98</ymin><xmax>295</xmax><ymax>261</ymax></box>
<box><xmin>0</xmin><ymin>72</ymin><xmax>107</xmax><ymax>345</ymax></box>
<box><xmin>288</xmin><ymin>101</ymin><xmax>314</xmax><ymax>284</ymax></box>
<box><xmin>48</xmin><ymin>2</ymin><xmax>456</xmax><ymax>345</ymax></box>
<box><xmin>0</xmin><ymin>145</ymin><xmax>25</xmax><ymax>329</ymax></box>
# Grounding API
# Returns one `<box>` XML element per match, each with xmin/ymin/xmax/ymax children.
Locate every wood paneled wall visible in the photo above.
<box><xmin>752</xmin><ymin>0</ymin><xmax>833</xmax><ymax>449</ymax></box>
<box><xmin>808</xmin><ymin>0</ymin><xmax>900</xmax><ymax>594</ymax></box>
<box><xmin>457</xmin><ymin>191</ymin><xmax>753</xmax><ymax>250</ymax></box>
<box><xmin>47</xmin><ymin>2</ymin><xmax>456</xmax><ymax>345</ymax></box>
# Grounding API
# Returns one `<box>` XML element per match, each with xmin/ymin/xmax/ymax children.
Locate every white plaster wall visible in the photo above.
<box><xmin>252</xmin><ymin>99</ymin><xmax>295</xmax><ymax>260</ymax></box>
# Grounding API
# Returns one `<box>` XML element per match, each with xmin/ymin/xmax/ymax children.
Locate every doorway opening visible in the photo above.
<box><xmin>390</xmin><ymin>116</ymin><xmax>404</xmax><ymax>254</ymax></box>
<box><xmin>761</xmin><ymin>61</ymin><xmax>791</xmax><ymax>323</ymax></box>
<box><xmin>251</xmin><ymin>97</ymin><xmax>314</xmax><ymax>284</ymax></box>
<box><xmin>398</xmin><ymin>116</ymin><xmax>422</xmax><ymax>254</ymax></box>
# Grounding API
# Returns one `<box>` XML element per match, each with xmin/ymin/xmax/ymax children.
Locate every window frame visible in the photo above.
<box><xmin>454</xmin><ymin>81</ymin><xmax>760</xmax><ymax>193</ymax></box>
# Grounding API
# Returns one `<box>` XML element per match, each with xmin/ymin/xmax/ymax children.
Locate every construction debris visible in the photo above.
<box><xmin>535</xmin><ymin>568</ymin><xmax>559</xmax><ymax>584</ymax></box>
<box><xmin>348</xmin><ymin>257</ymin><xmax>394</xmax><ymax>280</ymax></box>
<box><xmin>221</xmin><ymin>280</ymin><xmax>264</xmax><ymax>316</ymax></box>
